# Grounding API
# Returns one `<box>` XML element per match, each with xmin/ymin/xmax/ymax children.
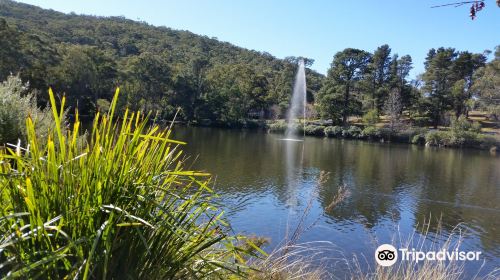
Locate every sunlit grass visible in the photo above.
<box><xmin>0</xmin><ymin>88</ymin><xmax>258</xmax><ymax>279</ymax></box>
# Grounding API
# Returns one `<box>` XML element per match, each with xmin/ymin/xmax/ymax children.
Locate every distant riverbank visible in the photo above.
<box><xmin>186</xmin><ymin>118</ymin><xmax>500</xmax><ymax>153</ymax></box>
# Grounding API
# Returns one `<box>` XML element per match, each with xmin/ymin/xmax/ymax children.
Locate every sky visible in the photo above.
<box><xmin>17</xmin><ymin>0</ymin><xmax>500</xmax><ymax>78</ymax></box>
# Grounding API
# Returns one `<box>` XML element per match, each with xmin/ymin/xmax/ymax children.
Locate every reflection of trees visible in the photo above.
<box><xmin>315</xmin><ymin>141</ymin><xmax>408</xmax><ymax>228</ymax></box>
<box><xmin>412</xmin><ymin>148</ymin><xmax>500</xmax><ymax>252</ymax></box>
<box><xmin>313</xmin><ymin>141</ymin><xmax>500</xmax><ymax>252</ymax></box>
<box><xmin>175</xmin><ymin>127</ymin><xmax>500</xmax><ymax>253</ymax></box>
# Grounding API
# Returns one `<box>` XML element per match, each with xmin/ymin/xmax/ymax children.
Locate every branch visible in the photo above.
<box><xmin>430</xmin><ymin>1</ymin><xmax>482</xmax><ymax>8</ymax></box>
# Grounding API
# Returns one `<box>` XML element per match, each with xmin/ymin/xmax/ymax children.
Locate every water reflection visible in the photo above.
<box><xmin>172</xmin><ymin>126</ymin><xmax>500</xmax><ymax>275</ymax></box>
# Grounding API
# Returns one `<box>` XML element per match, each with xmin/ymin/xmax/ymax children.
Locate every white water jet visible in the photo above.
<box><xmin>281</xmin><ymin>59</ymin><xmax>307</xmax><ymax>208</ymax></box>
<box><xmin>284</xmin><ymin>59</ymin><xmax>307</xmax><ymax>139</ymax></box>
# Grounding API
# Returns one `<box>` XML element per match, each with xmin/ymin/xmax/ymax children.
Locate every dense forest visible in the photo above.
<box><xmin>0</xmin><ymin>0</ymin><xmax>323</xmax><ymax>124</ymax></box>
<box><xmin>0</xmin><ymin>0</ymin><xmax>499</xmax><ymax>131</ymax></box>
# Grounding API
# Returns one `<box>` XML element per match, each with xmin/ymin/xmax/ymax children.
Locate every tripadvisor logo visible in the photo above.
<box><xmin>375</xmin><ymin>244</ymin><xmax>398</xmax><ymax>266</ymax></box>
<box><xmin>375</xmin><ymin>244</ymin><xmax>482</xmax><ymax>266</ymax></box>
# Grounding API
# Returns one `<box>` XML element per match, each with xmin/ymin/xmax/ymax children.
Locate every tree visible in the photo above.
<box><xmin>472</xmin><ymin>46</ymin><xmax>500</xmax><ymax>120</ymax></box>
<box><xmin>204</xmin><ymin>64</ymin><xmax>269</xmax><ymax>123</ymax></box>
<box><xmin>51</xmin><ymin>45</ymin><xmax>117</xmax><ymax>113</ymax></box>
<box><xmin>123</xmin><ymin>52</ymin><xmax>173</xmax><ymax>117</ymax></box>
<box><xmin>422</xmin><ymin>48</ymin><xmax>457</xmax><ymax>127</ymax></box>
<box><xmin>316</xmin><ymin>80</ymin><xmax>343</xmax><ymax>123</ymax></box>
<box><xmin>450</xmin><ymin>51</ymin><xmax>486</xmax><ymax>117</ymax></box>
<box><xmin>368</xmin><ymin>45</ymin><xmax>392</xmax><ymax>111</ymax></box>
<box><xmin>390</xmin><ymin>55</ymin><xmax>414</xmax><ymax>109</ymax></box>
<box><xmin>385</xmin><ymin>88</ymin><xmax>403</xmax><ymax>132</ymax></box>
<box><xmin>323</xmin><ymin>48</ymin><xmax>372</xmax><ymax>125</ymax></box>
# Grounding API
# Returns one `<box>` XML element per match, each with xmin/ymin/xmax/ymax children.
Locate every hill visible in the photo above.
<box><xmin>0</xmin><ymin>0</ymin><xmax>324</xmax><ymax>123</ymax></box>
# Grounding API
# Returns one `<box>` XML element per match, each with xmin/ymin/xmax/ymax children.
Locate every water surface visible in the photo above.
<box><xmin>173</xmin><ymin>126</ymin><xmax>500</xmax><ymax>276</ymax></box>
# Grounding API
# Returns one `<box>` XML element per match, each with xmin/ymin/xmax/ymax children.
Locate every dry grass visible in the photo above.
<box><xmin>247</xmin><ymin>171</ymin><xmax>346</xmax><ymax>280</ymax></box>
<box><xmin>247</xmin><ymin>175</ymin><xmax>499</xmax><ymax>280</ymax></box>
<box><xmin>347</xmin><ymin>220</ymin><xmax>499</xmax><ymax>280</ymax></box>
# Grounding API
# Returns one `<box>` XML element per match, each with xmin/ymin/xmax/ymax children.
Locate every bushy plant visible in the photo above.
<box><xmin>412</xmin><ymin>116</ymin><xmax>431</xmax><ymax>127</ymax></box>
<box><xmin>0</xmin><ymin>75</ymin><xmax>56</xmax><ymax>145</ymax></box>
<box><xmin>425</xmin><ymin>131</ymin><xmax>452</xmax><ymax>146</ymax></box>
<box><xmin>450</xmin><ymin>115</ymin><xmax>481</xmax><ymax>134</ymax></box>
<box><xmin>0</xmin><ymin>89</ymin><xmax>257</xmax><ymax>279</ymax></box>
<box><xmin>268</xmin><ymin>120</ymin><xmax>288</xmax><ymax>133</ymax></box>
<box><xmin>423</xmin><ymin>116</ymin><xmax>496</xmax><ymax>148</ymax></box>
<box><xmin>361</xmin><ymin>126</ymin><xmax>381</xmax><ymax>139</ymax></box>
<box><xmin>362</xmin><ymin>109</ymin><xmax>379</xmax><ymax>126</ymax></box>
<box><xmin>304</xmin><ymin>125</ymin><xmax>326</xmax><ymax>136</ymax></box>
<box><xmin>324</xmin><ymin>126</ymin><xmax>343</xmax><ymax>137</ymax></box>
<box><xmin>411</xmin><ymin>134</ymin><xmax>425</xmax><ymax>144</ymax></box>
<box><xmin>342</xmin><ymin>126</ymin><xmax>362</xmax><ymax>139</ymax></box>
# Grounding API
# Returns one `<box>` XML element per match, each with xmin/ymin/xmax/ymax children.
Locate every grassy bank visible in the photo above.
<box><xmin>267</xmin><ymin>119</ymin><xmax>500</xmax><ymax>152</ymax></box>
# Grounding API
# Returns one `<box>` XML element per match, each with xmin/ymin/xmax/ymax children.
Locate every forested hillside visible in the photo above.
<box><xmin>0</xmin><ymin>0</ymin><xmax>323</xmax><ymax>124</ymax></box>
<box><xmin>1</xmin><ymin>0</ymin><xmax>498</xmax><ymax>132</ymax></box>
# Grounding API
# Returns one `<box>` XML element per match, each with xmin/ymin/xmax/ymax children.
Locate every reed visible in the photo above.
<box><xmin>0</xmin><ymin>88</ymin><xmax>257</xmax><ymax>279</ymax></box>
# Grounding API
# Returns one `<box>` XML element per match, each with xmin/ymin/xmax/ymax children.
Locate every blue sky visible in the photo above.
<box><xmin>18</xmin><ymin>0</ymin><xmax>500</xmax><ymax>77</ymax></box>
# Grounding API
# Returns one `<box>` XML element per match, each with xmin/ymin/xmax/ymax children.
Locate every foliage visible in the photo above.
<box><xmin>304</xmin><ymin>125</ymin><xmax>326</xmax><ymax>136</ymax></box>
<box><xmin>424</xmin><ymin>117</ymin><xmax>495</xmax><ymax>148</ymax></box>
<box><xmin>472</xmin><ymin>46</ymin><xmax>500</xmax><ymax>120</ymax></box>
<box><xmin>0</xmin><ymin>0</ymin><xmax>497</xmax><ymax>146</ymax></box>
<box><xmin>342</xmin><ymin>126</ymin><xmax>362</xmax><ymax>139</ymax></box>
<box><xmin>362</xmin><ymin>109</ymin><xmax>380</xmax><ymax>126</ymax></box>
<box><xmin>0</xmin><ymin>0</ymin><xmax>324</xmax><ymax>123</ymax></box>
<box><xmin>451</xmin><ymin>115</ymin><xmax>481</xmax><ymax>133</ymax></box>
<box><xmin>422</xmin><ymin>48</ymin><xmax>485</xmax><ymax>126</ymax></box>
<box><xmin>0</xmin><ymin>75</ymin><xmax>55</xmax><ymax>144</ymax></box>
<box><xmin>361</xmin><ymin>126</ymin><xmax>381</xmax><ymax>139</ymax></box>
<box><xmin>323</xmin><ymin>48</ymin><xmax>372</xmax><ymax>125</ymax></box>
<box><xmin>268</xmin><ymin>120</ymin><xmax>288</xmax><ymax>133</ymax></box>
<box><xmin>324</xmin><ymin>126</ymin><xmax>343</xmax><ymax>137</ymax></box>
<box><xmin>0</xmin><ymin>88</ymin><xmax>258</xmax><ymax>279</ymax></box>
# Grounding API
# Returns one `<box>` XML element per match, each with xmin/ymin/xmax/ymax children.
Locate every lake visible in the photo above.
<box><xmin>173</xmin><ymin>126</ymin><xmax>500</xmax><ymax>277</ymax></box>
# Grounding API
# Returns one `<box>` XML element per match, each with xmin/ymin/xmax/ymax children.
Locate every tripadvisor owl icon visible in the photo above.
<box><xmin>375</xmin><ymin>244</ymin><xmax>398</xmax><ymax>266</ymax></box>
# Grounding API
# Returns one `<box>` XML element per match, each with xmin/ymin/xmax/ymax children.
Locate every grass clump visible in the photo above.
<box><xmin>0</xmin><ymin>88</ymin><xmax>256</xmax><ymax>279</ymax></box>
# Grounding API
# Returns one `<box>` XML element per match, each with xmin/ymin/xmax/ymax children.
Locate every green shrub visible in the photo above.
<box><xmin>425</xmin><ymin>130</ymin><xmax>451</xmax><ymax>146</ymax></box>
<box><xmin>411</xmin><ymin>134</ymin><xmax>424</xmax><ymax>144</ymax></box>
<box><xmin>361</xmin><ymin>126</ymin><xmax>381</xmax><ymax>139</ymax></box>
<box><xmin>0</xmin><ymin>75</ymin><xmax>56</xmax><ymax>145</ymax></box>
<box><xmin>342</xmin><ymin>126</ymin><xmax>362</xmax><ymax>138</ymax></box>
<box><xmin>268</xmin><ymin>120</ymin><xmax>288</xmax><ymax>133</ymax></box>
<box><xmin>304</xmin><ymin>125</ymin><xmax>325</xmax><ymax>136</ymax></box>
<box><xmin>450</xmin><ymin>115</ymin><xmax>480</xmax><ymax>133</ymax></box>
<box><xmin>362</xmin><ymin>109</ymin><xmax>379</xmax><ymax>126</ymax></box>
<box><xmin>0</xmin><ymin>89</ymin><xmax>256</xmax><ymax>279</ymax></box>
<box><xmin>324</xmin><ymin>126</ymin><xmax>343</xmax><ymax>137</ymax></box>
<box><xmin>412</xmin><ymin>116</ymin><xmax>431</xmax><ymax>127</ymax></box>
<box><xmin>392</xmin><ymin>127</ymin><xmax>428</xmax><ymax>144</ymax></box>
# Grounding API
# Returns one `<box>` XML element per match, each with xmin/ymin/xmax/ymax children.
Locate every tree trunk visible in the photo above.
<box><xmin>343</xmin><ymin>83</ymin><xmax>350</xmax><ymax>126</ymax></box>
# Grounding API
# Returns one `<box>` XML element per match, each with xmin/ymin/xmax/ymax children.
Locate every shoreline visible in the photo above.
<box><xmin>182</xmin><ymin>120</ymin><xmax>500</xmax><ymax>153</ymax></box>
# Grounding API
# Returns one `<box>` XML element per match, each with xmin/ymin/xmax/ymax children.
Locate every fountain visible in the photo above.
<box><xmin>283</xmin><ymin>59</ymin><xmax>307</xmax><ymax>141</ymax></box>
<box><xmin>281</xmin><ymin>59</ymin><xmax>307</xmax><ymax>207</ymax></box>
